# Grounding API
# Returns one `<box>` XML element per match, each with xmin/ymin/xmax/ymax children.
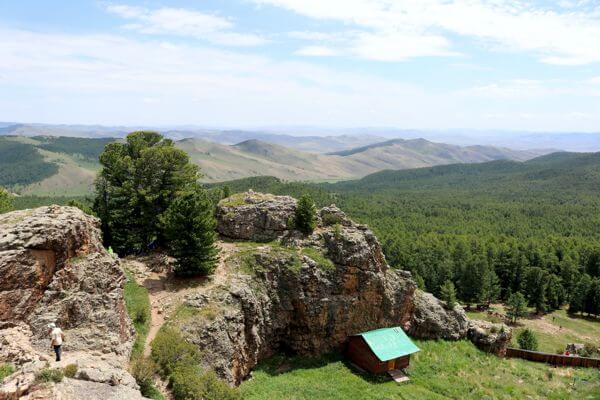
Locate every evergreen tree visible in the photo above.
<box><xmin>524</xmin><ymin>267</ymin><xmax>548</xmax><ymax>314</ymax></box>
<box><xmin>222</xmin><ymin>185</ymin><xmax>231</xmax><ymax>199</ymax></box>
<box><xmin>440</xmin><ymin>280</ymin><xmax>457</xmax><ymax>309</ymax></box>
<box><xmin>458</xmin><ymin>255</ymin><xmax>487</xmax><ymax>308</ymax></box>
<box><xmin>584</xmin><ymin>278</ymin><xmax>600</xmax><ymax>316</ymax></box>
<box><xmin>517</xmin><ymin>329</ymin><xmax>538</xmax><ymax>351</ymax></box>
<box><xmin>413</xmin><ymin>273</ymin><xmax>426</xmax><ymax>290</ymax></box>
<box><xmin>161</xmin><ymin>188</ymin><xmax>219</xmax><ymax>277</ymax></box>
<box><xmin>545</xmin><ymin>274</ymin><xmax>565</xmax><ymax>310</ymax></box>
<box><xmin>569</xmin><ymin>274</ymin><xmax>592</xmax><ymax>314</ymax></box>
<box><xmin>294</xmin><ymin>193</ymin><xmax>317</xmax><ymax>234</ymax></box>
<box><xmin>506</xmin><ymin>292</ymin><xmax>527</xmax><ymax>324</ymax></box>
<box><xmin>0</xmin><ymin>187</ymin><xmax>12</xmax><ymax>214</ymax></box>
<box><xmin>93</xmin><ymin>131</ymin><xmax>199</xmax><ymax>254</ymax></box>
<box><xmin>479</xmin><ymin>267</ymin><xmax>501</xmax><ymax>306</ymax></box>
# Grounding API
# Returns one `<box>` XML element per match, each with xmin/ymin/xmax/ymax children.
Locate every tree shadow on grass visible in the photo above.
<box><xmin>249</xmin><ymin>352</ymin><xmax>393</xmax><ymax>385</ymax></box>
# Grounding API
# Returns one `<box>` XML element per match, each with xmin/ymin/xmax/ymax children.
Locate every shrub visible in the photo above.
<box><xmin>151</xmin><ymin>327</ymin><xmax>202</xmax><ymax>377</ymax></box>
<box><xmin>517</xmin><ymin>329</ymin><xmax>539</xmax><ymax>351</ymax></box>
<box><xmin>332</xmin><ymin>223</ymin><xmax>342</xmax><ymax>240</ymax></box>
<box><xmin>131</xmin><ymin>358</ymin><xmax>159</xmax><ymax>397</ymax></box>
<box><xmin>580</xmin><ymin>343</ymin><xmax>600</xmax><ymax>358</ymax></box>
<box><xmin>62</xmin><ymin>364</ymin><xmax>78</xmax><ymax>378</ymax></box>
<box><xmin>135</xmin><ymin>308</ymin><xmax>148</xmax><ymax>325</ymax></box>
<box><xmin>0</xmin><ymin>187</ymin><xmax>13</xmax><ymax>214</ymax></box>
<box><xmin>294</xmin><ymin>194</ymin><xmax>317</xmax><ymax>235</ymax></box>
<box><xmin>440</xmin><ymin>280</ymin><xmax>457</xmax><ymax>309</ymax></box>
<box><xmin>171</xmin><ymin>364</ymin><xmax>240</xmax><ymax>400</ymax></box>
<box><xmin>35</xmin><ymin>368</ymin><xmax>64</xmax><ymax>383</ymax></box>
<box><xmin>0</xmin><ymin>363</ymin><xmax>15</xmax><ymax>381</ymax></box>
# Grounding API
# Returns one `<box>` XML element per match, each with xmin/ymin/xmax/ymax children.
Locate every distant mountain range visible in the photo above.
<box><xmin>1</xmin><ymin>134</ymin><xmax>552</xmax><ymax>196</ymax></box>
<box><xmin>2</xmin><ymin>122</ymin><xmax>599</xmax><ymax>152</ymax></box>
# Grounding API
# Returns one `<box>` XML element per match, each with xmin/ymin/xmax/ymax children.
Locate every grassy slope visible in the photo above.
<box><xmin>241</xmin><ymin>340</ymin><xmax>600</xmax><ymax>400</ymax></box>
<box><xmin>467</xmin><ymin>307</ymin><xmax>600</xmax><ymax>354</ymax></box>
<box><xmin>124</xmin><ymin>271</ymin><xmax>152</xmax><ymax>359</ymax></box>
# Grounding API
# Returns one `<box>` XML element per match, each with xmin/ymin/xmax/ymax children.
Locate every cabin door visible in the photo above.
<box><xmin>387</xmin><ymin>360</ymin><xmax>395</xmax><ymax>370</ymax></box>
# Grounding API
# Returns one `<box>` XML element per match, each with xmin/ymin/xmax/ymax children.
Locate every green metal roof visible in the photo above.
<box><xmin>356</xmin><ymin>327</ymin><xmax>420</xmax><ymax>362</ymax></box>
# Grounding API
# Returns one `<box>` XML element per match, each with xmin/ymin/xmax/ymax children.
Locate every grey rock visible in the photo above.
<box><xmin>216</xmin><ymin>192</ymin><xmax>297</xmax><ymax>241</ymax></box>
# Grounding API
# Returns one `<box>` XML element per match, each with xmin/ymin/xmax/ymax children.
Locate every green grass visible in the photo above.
<box><xmin>301</xmin><ymin>247</ymin><xmax>335</xmax><ymax>271</ymax></box>
<box><xmin>124</xmin><ymin>271</ymin><xmax>151</xmax><ymax>359</ymax></box>
<box><xmin>0</xmin><ymin>364</ymin><xmax>14</xmax><ymax>381</ymax></box>
<box><xmin>240</xmin><ymin>340</ymin><xmax>600</xmax><ymax>400</ymax></box>
<box><xmin>231</xmin><ymin>242</ymin><xmax>302</xmax><ymax>276</ymax></box>
<box><xmin>467</xmin><ymin>307</ymin><xmax>600</xmax><ymax>354</ymax></box>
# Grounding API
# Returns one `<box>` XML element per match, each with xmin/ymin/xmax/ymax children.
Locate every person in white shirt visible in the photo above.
<box><xmin>48</xmin><ymin>323</ymin><xmax>65</xmax><ymax>362</ymax></box>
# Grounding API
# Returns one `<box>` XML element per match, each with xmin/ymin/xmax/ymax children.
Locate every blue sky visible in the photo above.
<box><xmin>1</xmin><ymin>0</ymin><xmax>599</xmax><ymax>131</ymax></box>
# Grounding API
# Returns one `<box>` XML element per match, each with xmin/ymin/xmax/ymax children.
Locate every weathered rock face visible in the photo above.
<box><xmin>468</xmin><ymin>320</ymin><xmax>512</xmax><ymax>356</ymax></box>
<box><xmin>216</xmin><ymin>192</ymin><xmax>297</xmax><ymax>241</ymax></box>
<box><xmin>180</xmin><ymin>193</ymin><xmax>472</xmax><ymax>385</ymax></box>
<box><xmin>0</xmin><ymin>206</ymin><xmax>138</xmax><ymax>399</ymax></box>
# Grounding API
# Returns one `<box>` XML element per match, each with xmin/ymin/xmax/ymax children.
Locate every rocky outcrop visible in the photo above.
<box><xmin>0</xmin><ymin>206</ymin><xmax>139</xmax><ymax>399</ymax></box>
<box><xmin>179</xmin><ymin>192</ymin><xmax>475</xmax><ymax>384</ymax></box>
<box><xmin>468</xmin><ymin>320</ymin><xmax>512</xmax><ymax>356</ymax></box>
<box><xmin>406</xmin><ymin>291</ymin><xmax>470</xmax><ymax>340</ymax></box>
<box><xmin>216</xmin><ymin>191</ymin><xmax>297</xmax><ymax>241</ymax></box>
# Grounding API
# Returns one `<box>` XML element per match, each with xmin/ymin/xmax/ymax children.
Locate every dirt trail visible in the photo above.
<box><xmin>139</xmin><ymin>242</ymin><xmax>237</xmax><ymax>358</ymax></box>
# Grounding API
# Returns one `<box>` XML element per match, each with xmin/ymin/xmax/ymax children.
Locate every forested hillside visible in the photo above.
<box><xmin>213</xmin><ymin>152</ymin><xmax>600</xmax><ymax>316</ymax></box>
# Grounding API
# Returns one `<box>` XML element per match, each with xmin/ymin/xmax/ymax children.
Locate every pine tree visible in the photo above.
<box><xmin>584</xmin><ymin>278</ymin><xmax>600</xmax><ymax>317</ymax></box>
<box><xmin>506</xmin><ymin>292</ymin><xmax>527</xmax><ymax>324</ymax></box>
<box><xmin>569</xmin><ymin>274</ymin><xmax>591</xmax><ymax>314</ymax></box>
<box><xmin>524</xmin><ymin>267</ymin><xmax>548</xmax><ymax>314</ymax></box>
<box><xmin>440</xmin><ymin>280</ymin><xmax>457</xmax><ymax>309</ymax></box>
<box><xmin>517</xmin><ymin>329</ymin><xmax>538</xmax><ymax>351</ymax></box>
<box><xmin>294</xmin><ymin>194</ymin><xmax>317</xmax><ymax>235</ymax></box>
<box><xmin>479</xmin><ymin>267</ymin><xmax>501</xmax><ymax>306</ymax></box>
<box><xmin>545</xmin><ymin>274</ymin><xmax>565</xmax><ymax>310</ymax></box>
<box><xmin>0</xmin><ymin>187</ymin><xmax>13</xmax><ymax>214</ymax></box>
<box><xmin>93</xmin><ymin>131</ymin><xmax>199</xmax><ymax>254</ymax></box>
<box><xmin>161</xmin><ymin>188</ymin><xmax>219</xmax><ymax>277</ymax></box>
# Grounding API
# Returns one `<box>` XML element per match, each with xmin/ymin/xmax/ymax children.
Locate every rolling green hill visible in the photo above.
<box><xmin>0</xmin><ymin>134</ymin><xmax>557</xmax><ymax>196</ymax></box>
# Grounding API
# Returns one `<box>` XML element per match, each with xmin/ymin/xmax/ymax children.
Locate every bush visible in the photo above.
<box><xmin>62</xmin><ymin>364</ymin><xmax>78</xmax><ymax>378</ymax></box>
<box><xmin>0</xmin><ymin>363</ymin><xmax>15</xmax><ymax>381</ymax></box>
<box><xmin>171</xmin><ymin>363</ymin><xmax>240</xmax><ymax>400</ymax></box>
<box><xmin>517</xmin><ymin>329</ymin><xmax>539</xmax><ymax>351</ymax></box>
<box><xmin>151</xmin><ymin>327</ymin><xmax>202</xmax><ymax>377</ymax></box>
<box><xmin>294</xmin><ymin>194</ymin><xmax>317</xmax><ymax>235</ymax></box>
<box><xmin>0</xmin><ymin>187</ymin><xmax>13</xmax><ymax>214</ymax></box>
<box><xmin>440</xmin><ymin>280</ymin><xmax>457</xmax><ymax>309</ymax></box>
<box><xmin>35</xmin><ymin>368</ymin><xmax>64</xmax><ymax>383</ymax></box>
<box><xmin>131</xmin><ymin>358</ymin><xmax>160</xmax><ymax>398</ymax></box>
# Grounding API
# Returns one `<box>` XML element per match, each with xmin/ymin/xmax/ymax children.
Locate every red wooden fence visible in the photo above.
<box><xmin>506</xmin><ymin>348</ymin><xmax>600</xmax><ymax>368</ymax></box>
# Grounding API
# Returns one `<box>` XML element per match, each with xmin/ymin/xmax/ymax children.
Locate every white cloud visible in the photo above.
<box><xmin>295</xmin><ymin>45</ymin><xmax>338</xmax><ymax>56</ymax></box>
<box><xmin>106</xmin><ymin>4</ymin><xmax>266</xmax><ymax>46</ymax></box>
<box><xmin>1</xmin><ymin>26</ymin><xmax>599</xmax><ymax>130</ymax></box>
<box><xmin>254</xmin><ymin>0</ymin><xmax>600</xmax><ymax>64</ymax></box>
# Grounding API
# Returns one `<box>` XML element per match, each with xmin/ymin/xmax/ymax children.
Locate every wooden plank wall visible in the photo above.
<box><xmin>506</xmin><ymin>348</ymin><xmax>600</xmax><ymax>368</ymax></box>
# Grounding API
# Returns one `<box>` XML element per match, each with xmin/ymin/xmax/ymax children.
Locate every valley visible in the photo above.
<box><xmin>0</xmin><ymin>133</ymin><xmax>551</xmax><ymax>196</ymax></box>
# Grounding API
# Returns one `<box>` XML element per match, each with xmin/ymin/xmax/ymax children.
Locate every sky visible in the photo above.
<box><xmin>1</xmin><ymin>0</ymin><xmax>600</xmax><ymax>131</ymax></box>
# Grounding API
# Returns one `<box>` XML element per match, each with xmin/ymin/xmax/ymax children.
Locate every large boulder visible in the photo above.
<box><xmin>406</xmin><ymin>291</ymin><xmax>470</xmax><ymax>340</ymax></box>
<box><xmin>216</xmin><ymin>191</ymin><xmax>297</xmax><ymax>241</ymax></box>
<box><xmin>180</xmin><ymin>197</ymin><xmax>472</xmax><ymax>384</ymax></box>
<box><xmin>0</xmin><ymin>206</ymin><xmax>139</xmax><ymax>399</ymax></box>
<box><xmin>468</xmin><ymin>319</ymin><xmax>512</xmax><ymax>356</ymax></box>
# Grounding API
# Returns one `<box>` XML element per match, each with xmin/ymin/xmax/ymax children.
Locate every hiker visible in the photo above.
<box><xmin>48</xmin><ymin>323</ymin><xmax>65</xmax><ymax>362</ymax></box>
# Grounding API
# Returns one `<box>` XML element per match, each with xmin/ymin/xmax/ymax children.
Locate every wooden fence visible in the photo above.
<box><xmin>506</xmin><ymin>348</ymin><xmax>600</xmax><ymax>368</ymax></box>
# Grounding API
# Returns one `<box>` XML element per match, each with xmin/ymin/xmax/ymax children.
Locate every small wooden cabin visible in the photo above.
<box><xmin>346</xmin><ymin>327</ymin><xmax>420</xmax><ymax>375</ymax></box>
